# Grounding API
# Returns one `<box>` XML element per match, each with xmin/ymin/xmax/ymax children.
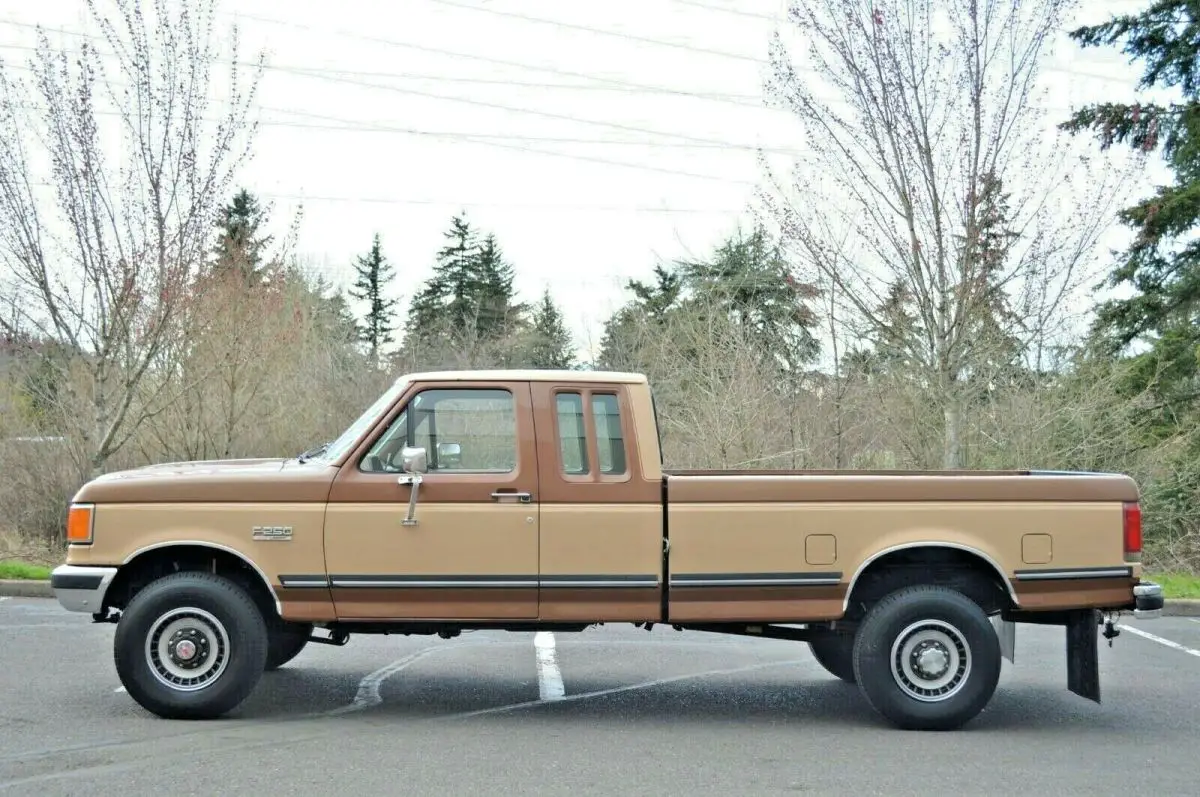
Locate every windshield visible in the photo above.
<box><xmin>313</xmin><ymin>379</ymin><xmax>410</xmax><ymax>464</ymax></box>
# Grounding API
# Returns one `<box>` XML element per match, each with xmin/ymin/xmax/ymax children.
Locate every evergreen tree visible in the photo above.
<box><xmin>404</xmin><ymin>213</ymin><xmax>477</xmax><ymax>342</ymax></box>
<box><xmin>348</xmin><ymin>233</ymin><xmax>399</xmax><ymax>364</ymax></box>
<box><xmin>598</xmin><ymin>227</ymin><xmax>822</xmax><ymax>376</ymax></box>
<box><xmin>627</xmin><ymin>265</ymin><xmax>682</xmax><ymax>321</ymax></box>
<box><xmin>1058</xmin><ymin>1</ymin><xmax>1200</xmax><ymax>556</ymax></box>
<box><xmin>212</xmin><ymin>188</ymin><xmax>272</xmax><ymax>283</ymax></box>
<box><xmin>1059</xmin><ymin>1</ymin><xmax>1200</xmax><ymax>418</ymax></box>
<box><xmin>402</xmin><ymin>214</ymin><xmax>528</xmax><ymax>358</ymax></box>
<box><xmin>307</xmin><ymin>271</ymin><xmax>361</xmax><ymax>347</ymax></box>
<box><xmin>597</xmin><ymin>265</ymin><xmax>682</xmax><ymax>369</ymax></box>
<box><xmin>676</xmin><ymin>224</ymin><xmax>821</xmax><ymax>374</ymax></box>
<box><xmin>474</xmin><ymin>232</ymin><xmax>525</xmax><ymax>339</ymax></box>
<box><xmin>527</xmin><ymin>287</ymin><xmax>574</xmax><ymax>369</ymax></box>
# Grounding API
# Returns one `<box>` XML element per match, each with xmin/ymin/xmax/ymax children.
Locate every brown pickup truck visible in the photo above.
<box><xmin>49</xmin><ymin>369</ymin><xmax>1164</xmax><ymax>730</ymax></box>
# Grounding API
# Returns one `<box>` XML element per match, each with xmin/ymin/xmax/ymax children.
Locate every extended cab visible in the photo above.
<box><xmin>50</xmin><ymin>369</ymin><xmax>1165</xmax><ymax>729</ymax></box>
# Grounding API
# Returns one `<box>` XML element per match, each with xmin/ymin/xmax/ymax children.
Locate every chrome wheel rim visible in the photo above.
<box><xmin>889</xmin><ymin>619</ymin><xmax>971</xmax><ymax>702</ymax></box>
<box><xmin>145</xmin><ymin>607</ymin><xmax>230</xmax><ymax>692</ymax></box>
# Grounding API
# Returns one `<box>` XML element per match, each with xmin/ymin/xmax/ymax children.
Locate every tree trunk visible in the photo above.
<box><xmin>942</xmin><ymin>400</ymin><xmax>962</xmax><ymax>469</ymax></box>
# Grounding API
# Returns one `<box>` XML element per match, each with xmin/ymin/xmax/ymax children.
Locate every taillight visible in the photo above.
<box><xmin>66</xmin><ymin>503</ymin><xmax>94</xmax><ymax>544</ymax></box>
<box><xmin>1123</xmin><ymin>502</ymin><xmax>1142</xmax><ymax>561</ymax></box>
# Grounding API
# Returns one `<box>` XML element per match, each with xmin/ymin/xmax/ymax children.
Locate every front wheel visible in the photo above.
<box><xmin>808</xmin><ymin>634</ymin><xmax>856</xmax><ymax>683</ymax></box>
<box><xmin>265</xmin><ymin>621</ymin><xmax>313</xmax><ymax>671</ymax></box>
<box><xmin>852</xmin><ymin>584</ymin><xmax>1001</xmax><ymax>731</ymax></box>
<box><xmin>114</xmin><ymin>571</ymin><xmax>268</xmax><ymax>719</ymax></box>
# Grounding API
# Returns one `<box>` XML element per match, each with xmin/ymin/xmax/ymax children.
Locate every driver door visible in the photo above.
<box><xmin>323</xmin><ymin>380</ymin><xmax>540</xmax><ymax>620</ymax></box>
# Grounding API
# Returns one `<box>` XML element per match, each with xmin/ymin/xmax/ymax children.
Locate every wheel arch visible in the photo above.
<box><xmin>844</xmin><ymin>542</ymin><xmax>1019</xmax><ymax>616</ymax></box>
<box><xmin>107</xmin><ymin>541</ymin><xmax>280</xmax><ymax>618</ymax></box>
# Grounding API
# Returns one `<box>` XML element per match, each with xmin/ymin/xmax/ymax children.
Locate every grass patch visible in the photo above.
<box><xmin>1147</xmin><ymin>571</ymin><xmax>1200</xmax><ymax>600</ymax></box>
<box><xmin>0</xmin><ymin>560</ymin><xmax>52</xmax><ymax>580</ymax></box>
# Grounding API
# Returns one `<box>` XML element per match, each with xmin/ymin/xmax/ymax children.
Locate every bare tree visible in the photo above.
<box><xmin>758</xmin><ymin>0</ymin><xmax>1138</xmax><ymax>467</ymax></box>
<box><xmin>0</xmin><ymin>0</ymin><xmax>263</xmax><ymax>477</ymax></box>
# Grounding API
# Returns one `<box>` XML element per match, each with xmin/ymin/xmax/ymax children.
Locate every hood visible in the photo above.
<box><xmin>105</xmin><ymin>457</ymin><xmax>291</xmax><ymax>479</ymax></box>
<box><xmin>74</xmin><ymin>456</ymin><xmax>340</xmax><ymax>504</ymax></box>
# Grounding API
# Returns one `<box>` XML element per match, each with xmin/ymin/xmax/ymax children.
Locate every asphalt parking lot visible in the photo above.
<box><xmin>2</xmin><ymin>596</ymin><xmax>1198</xmax><ymax>795</ymax></box>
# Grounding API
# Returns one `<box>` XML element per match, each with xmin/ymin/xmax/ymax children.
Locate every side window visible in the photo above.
<box><xmin>552</xmin><ymin>390</ymin><xmax>628</xmax><ymax>479</ymax></box>
<box><xmin>361</xmin><ymin>388</ymin><xmax>517</xmax><ymax>473</ymax></box>
<box><xmin>555</xmin><ymin>392</ymin><xmax>589</xmax><ymax>475</ymax></box>
<box><xmin>591</xmin><ymin>393</ymin><xmax>627</xmax><ymax>475</ymax></box>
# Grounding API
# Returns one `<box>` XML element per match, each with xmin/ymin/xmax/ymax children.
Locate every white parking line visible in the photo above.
<box><xmin>1119</xmin><ymin>624</ymin><xmax>1200</xmax><ymax>659</ymax></box>
<box><xmin>534</xmin><ymin>631</ymin><xmax>565</xmax><ymax>701</ymax></box>
<box><xmin>325</xmin><ymin>647</ymin><xmax>442</xmax><ymax>716</ymax></box>
<box><xmin>1187</xmin><ymin>618</ymin><xmax>1200</xmax><ymax>625</ymax></box>
<box><xmin>114</xmin><ymin>686</ymin><xmax>126</xmax><ymax>693</ymax></box>
<box><xmin>447</xmin><ymin>657</ymin><xmax>809</xmax><ymax>720</ymax></box>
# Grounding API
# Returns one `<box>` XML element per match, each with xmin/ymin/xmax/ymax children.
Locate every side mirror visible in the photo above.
<box><xmin>401</xmin><ymin>446</ymin><xmax>428</xmax><ymax>474</ymax></box>
<box><xmin>436</xmin><ymin>441</ymin><xmax>462</xmax><ymax>468</ymax></box>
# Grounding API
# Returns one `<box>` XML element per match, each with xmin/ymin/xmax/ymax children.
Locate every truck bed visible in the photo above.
<box><xmin>663</xmin><ymin>469</ymin><xmax>1139</xmax><ymax>503</ymax></box>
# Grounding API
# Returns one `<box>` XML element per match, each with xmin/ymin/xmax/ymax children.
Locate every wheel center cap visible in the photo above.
<box><xmin>916</xmin><ymin>646</ymin><xmax>948</xmax><ymax>677</ymax></box>
<box><xmin>175</xmin><ymin>639</ymin><xmax>197</xmax><ymax>660</ymax></box>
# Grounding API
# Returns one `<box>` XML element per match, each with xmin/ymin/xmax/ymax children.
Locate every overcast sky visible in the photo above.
<box><xmin>0</xmin><ymin>0</ymin><xmax>1171</xmax><ymax>361</ymax></box>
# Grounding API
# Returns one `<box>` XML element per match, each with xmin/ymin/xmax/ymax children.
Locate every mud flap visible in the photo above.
<box><xmin>991</xmin><ymin>615</ymin><xmax>1015</xmax><ymax>663</ymax></box>
<box><xmin>1066</xmin><ymin>609</ymin><xmax>1101</xmax><ymax>703</ymax></box>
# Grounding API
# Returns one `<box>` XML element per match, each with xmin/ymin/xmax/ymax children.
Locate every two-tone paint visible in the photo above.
<box><xmin>57</xmin><ymin>369</ymin><xmax>1149</xmax><ymax>628</ymax></box>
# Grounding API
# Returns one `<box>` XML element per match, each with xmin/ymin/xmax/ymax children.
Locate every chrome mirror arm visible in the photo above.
<box><xmin>397</xmin><ymin>473</ymin><xmax>422</xmax><ymax>526</ymax></box>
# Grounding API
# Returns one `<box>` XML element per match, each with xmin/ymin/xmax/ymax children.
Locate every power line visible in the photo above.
<box><xmin>231</xmin><ymin>10</ymin><xmax>1150</xmax><ymax>90</ymax></box>
<box><xmin>277</xmin><ymin>67</ymin><xmax>765</xmax><ymax>102</ymax></box>
<box><xmin>423</xmin><ymin>0</ymin><xmax>767</xmax><ymax>64</ymax></box>
<box><xmin>229</xmin><ymin>11</ymin><xmax>780</xmax><ymax>110</ymax></box>
<box><xmin>1</xmin><ymin>15</ymin><xmax>780</xmax><ymax>113</ymax></box>
<box><xmin>666</xmin><ymin>0</ymin><xmax>785</xmax><ymax>22</ymax></box>
<box><xmin>0</xmin><ymin>72</ymin><xmax>792</xmax><ymax>152</ymax></box>
<box><xmin>256</xmin><ymin>104</ymin><xmax>762</xmax><ymax>186</ymax></box>
<box><xmin>261</xmin><ymin>104</ymin><xmax>799</xmax><ymax>153</ymax></box>
<box><xmin>4</xmin><ymin>88</ymin><xmax>764</xmax><ymax>188</ymax></box>
<box><xmin>1</xmin><ymin>32</ymin><xmax>1133</xmax><ymax>145</ymax></box>
<box><xmin>262</xmin><ymin>63</ymin><xmax>782</xmax><ymax>152</ymax></box>
<box><xmin>259</xmin><ymin>193</ymin><xmax>747</xmax><ymax>213</ymax></box>
<box><xmin>1</xmin><ymin>14</ymin><xmax>1143</xmax><ymax>98</ymax></box>
<box><xmin>19</xmin><ymin>177</ymin><xmax>746</xmax><ymax>214</ymax></box>
<box><xmin>0</xmin><ymin>39</ymin><xmax>1132</xmax><ymax>163</ymax></box>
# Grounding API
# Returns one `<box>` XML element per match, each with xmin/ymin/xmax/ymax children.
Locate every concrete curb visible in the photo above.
<box><xmin>1</xmin><ymin>579</ymin><xmax>1199</xmax><ymax>616</ymax></box>
<box><xmin>1165</xmin><ymin>599</ymin><xmax>1200</xmax><ymax>617</ymax></box>
<box><xmin>0</xmin><ymin>579</ymin><xmax>54</xmax><ymax>599</ymax></box>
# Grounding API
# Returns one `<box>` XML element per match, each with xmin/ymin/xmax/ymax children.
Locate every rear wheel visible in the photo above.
<box><xmin>852</xmin><ymin>584</ymin><xmax>1001</xmax><ymax>731</ymax></box>
<box><xmin>114</xmin><ymin>571</ymin><xmax>268</xmax><ymax>719</ymax></box>
<box><xmin>265</xmin><ymin>621</ymin><xmax>313</xmax><ymax>671</ymax></box>
<box><xmin>808</xmin><ymin>633</ymin><xmax>856</xmax><ymax>683</ymax></box>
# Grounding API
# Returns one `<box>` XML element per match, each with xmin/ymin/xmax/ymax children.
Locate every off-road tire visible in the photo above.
<box><xmin>852</xmin><ymin>584</ymin><xmax>1001</xmax><ymax>731</ymax></box>
<box><xmin>808</xmin><ymin>634</ymin><xmax>856</xmax><ymax>683</ymax></box>
<box><xmin>265</xmin><ymin>621</ymin><xmax>313</xmax><ymax>671</ymax></box>
<box><xmin>114</xmin><ymin>571</ymin><xmax>268</xmax><ymax>719</ymax></box>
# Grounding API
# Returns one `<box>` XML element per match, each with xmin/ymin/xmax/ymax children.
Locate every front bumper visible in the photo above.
<box><xmin>50</xmin><ymin>564</ymin><xmax>118</xmax><ymax>614</ymax></box>
<box><xmin>1133</xmin><ymin>580</ymin><xmax>1165</xmax><ymax>620</ymax></box>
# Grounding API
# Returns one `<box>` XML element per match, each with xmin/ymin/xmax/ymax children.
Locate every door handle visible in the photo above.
<box><xmin>490</xmin><ymin>490</ymin><xmax>532</xmax><ymax>503</ymax></box>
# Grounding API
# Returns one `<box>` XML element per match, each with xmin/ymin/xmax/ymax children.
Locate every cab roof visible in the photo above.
<box><xmin>395</xmin><ymin>369</ymin><xmax>648</xmax><ymax>384</ymax></box>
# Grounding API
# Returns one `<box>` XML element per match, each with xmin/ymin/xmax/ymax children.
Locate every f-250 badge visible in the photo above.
<box><xmin>251</xmin><ymin>525</ymin><xmax>293</xmax><ymax>541</ymax></box>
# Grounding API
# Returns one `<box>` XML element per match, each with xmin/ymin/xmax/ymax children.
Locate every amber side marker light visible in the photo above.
<box><xmin>66</xmin><ymin>503</ymin><xmax>94</xmax><ymax>544</ymax></box>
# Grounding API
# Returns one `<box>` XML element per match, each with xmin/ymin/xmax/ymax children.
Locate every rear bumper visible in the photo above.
<box><xmin>1132</xmin><ymin>580</ymin><xmax>1164</xmax><ymax>619</ymax></box>
<box><xmin>50</xmin><ymin>564</ymin><xmax>118</xmax><ymax>614</ymax></box>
